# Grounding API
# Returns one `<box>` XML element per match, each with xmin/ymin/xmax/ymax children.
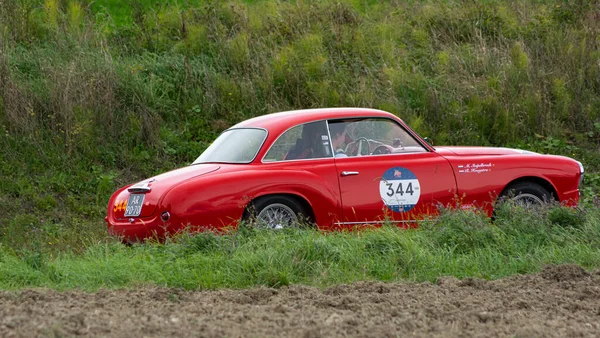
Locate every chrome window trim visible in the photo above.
<box><xmin>260</xmin><ymin>116</ymin><xmax>430</xmax><ymax>164</ymax></box>
<box><xmin>326</xmin><ymin>119</ymin><xmax>334</xmax><ymax>157</ymax></box>
<box><xmin>262</xmin><ymin>156</ymin><xmax>335</xmax><ymax>164</ymax></box>
<box><xmin>330</xmin><ymin>150</ymin><xmax>430</xmax><ymax>160</ymax></box>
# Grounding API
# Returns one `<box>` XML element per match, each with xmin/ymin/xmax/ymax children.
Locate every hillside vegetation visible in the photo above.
<box><xmin>0</xmin><ymin>0</ymin><xmax>599</xmax><ymax>255</ymax></box>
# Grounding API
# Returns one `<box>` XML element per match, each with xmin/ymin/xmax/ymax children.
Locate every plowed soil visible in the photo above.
<box><xmin>1</xmin><ymin>264</ymin><xmax>600</xmax><ymax>337</ymax></box>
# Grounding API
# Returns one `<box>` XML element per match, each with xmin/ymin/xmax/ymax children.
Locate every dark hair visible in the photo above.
<box><xmin>329</xmin><ymin>123</ymin><xmax>346</xmax><ymax>137</ymax></box>
<box><xmin>302</xmin><ymin>122</ymin><xmax>327</xmax><ymax>157</ymax></box>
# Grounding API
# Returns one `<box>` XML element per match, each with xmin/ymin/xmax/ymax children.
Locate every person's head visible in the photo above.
<box><xmin>329</xmin><ymin>123</ymin><xmax>346</xmax><ymax>149</ymax></box>
<box><xmin>301</xmin><ymin>122</ymin><xmax>327</xmax><ymax>156</ymax></box>
<box><xmin>302</xmin><ymin>122</ymin><xmax>321</xmax><ymax>143</ymax></box>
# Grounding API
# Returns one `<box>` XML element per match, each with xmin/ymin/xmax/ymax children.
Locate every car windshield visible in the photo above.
<box><xmin>193</xmin><ymin>128</ymin><xmax>267</xmax><ymax>164</ymax></box>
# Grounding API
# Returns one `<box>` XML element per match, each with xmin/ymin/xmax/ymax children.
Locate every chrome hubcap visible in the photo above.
<box><xmin>256</xmin><ymin>203</ymin><xmax>298</xmax><ymax>229</ymax></box>
<box><xmin>512</xmin><ymin>193</ymin><xmax>544</xmax><ymax>208</ymax></box>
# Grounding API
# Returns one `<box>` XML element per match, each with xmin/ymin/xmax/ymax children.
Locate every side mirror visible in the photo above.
<box><xmin>423</xmin><ymin>137</ymin><xmax>434</xmax><ymax>146</ymax></box>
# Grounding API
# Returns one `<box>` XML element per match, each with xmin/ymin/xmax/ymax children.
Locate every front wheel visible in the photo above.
<box><xmin>244</xmin><ymin>196</ymin><xmax>310</xmax><ymax>229</ymax></box>
<box><xmin>498</xmin><ymin>182</ymin><xmax>554</xmax><ymax>208</ymax></box>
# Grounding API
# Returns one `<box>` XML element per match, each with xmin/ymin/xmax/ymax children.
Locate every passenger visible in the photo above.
<box><xmin>284</xmin><ymin>122</ymin><xmax>327</xmax><ymax>160</ymax></box>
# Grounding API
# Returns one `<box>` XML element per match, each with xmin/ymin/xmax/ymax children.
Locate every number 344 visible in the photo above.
<box><xmin>385</xmin><ymin>182</ymin><xmax>415</xmax><ymax>197</ymax></box>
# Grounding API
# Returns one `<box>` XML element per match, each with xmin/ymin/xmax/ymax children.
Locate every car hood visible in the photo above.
<box><xmin>435</xmin><ymin>146</ymin><xmax>537</xmax><ymax>156</ymax></box>
<box><xmin>113</xmin><ymin>164</ymin><xmax>220</xmax><ymax>219</ymax></box>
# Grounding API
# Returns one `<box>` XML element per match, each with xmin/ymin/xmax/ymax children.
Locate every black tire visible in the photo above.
<box><xmin>498</xmin><ymin>181</ymin><xmax>554</xmax><ymax>207</ymax></box>
<box><xmin>244</xmin><ymin>195</ymin><xmax>312</xmax><ymax>229</ymax></box>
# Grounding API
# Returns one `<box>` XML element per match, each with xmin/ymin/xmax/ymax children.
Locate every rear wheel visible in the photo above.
<box><xmin>244</xmin><ymin>195</ymin><xmax>311</xmax><ymax>229</ymax></box>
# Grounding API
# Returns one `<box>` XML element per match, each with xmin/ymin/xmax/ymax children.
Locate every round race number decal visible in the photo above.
<box><xmin>379</xmin><ymin>167</ymin><xmax>421</xmax><ymax>212</ymax></box>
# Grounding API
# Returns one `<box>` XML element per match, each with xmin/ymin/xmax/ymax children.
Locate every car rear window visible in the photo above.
<box><xmin>193</xmin><ymin>128</ymin><xmax>267</xmax><ymax>164</ymax></box>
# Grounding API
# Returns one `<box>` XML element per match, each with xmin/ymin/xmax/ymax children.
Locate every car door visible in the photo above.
<box><xmin>262</xmin><ymin>120</ymin><xmax>343</xmax><ymax>227</ymax></box>
<box><xmin>328</xmin><ymin>118</ymin><xmax>457</xmax><ymax>226</ymax></box>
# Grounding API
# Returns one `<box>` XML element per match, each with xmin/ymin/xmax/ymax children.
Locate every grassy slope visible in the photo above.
<box><xmin>0</xmin><ymin>0</ymin><xmax>599</xmax><ymax>288</ymax></box>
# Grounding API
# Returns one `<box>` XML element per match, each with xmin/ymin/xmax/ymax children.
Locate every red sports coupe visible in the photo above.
<box><xmin>106</xmin><ymin>108</ymin><xmax>584</xmax><ymax>242</ymax></box>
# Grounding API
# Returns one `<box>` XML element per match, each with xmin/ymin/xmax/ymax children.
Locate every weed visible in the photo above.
<box><xmin>423</xmin><ymin>208</ymin><xmax>502</xmax><ymax>253</ymax></box>
<box><xmin>548</xmin><ymin>206</ymin><xmax>586</xmax><ymax>229</ymax></box>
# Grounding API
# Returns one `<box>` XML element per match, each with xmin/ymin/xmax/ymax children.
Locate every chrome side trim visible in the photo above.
<box><xmin>334</xmin><ymin>220</ymin><xmax>412</xmax><ymax>225</ymax></box>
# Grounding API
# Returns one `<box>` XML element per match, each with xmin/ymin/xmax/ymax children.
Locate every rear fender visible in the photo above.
<box><xmin>161</xmin><ymin>169</ymin><xmax>341</xmax><ymax>230</ymax></box>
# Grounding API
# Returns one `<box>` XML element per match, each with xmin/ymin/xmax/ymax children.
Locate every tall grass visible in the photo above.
<box><xmin>0</xmin><ymin>0</ymin><xmax>599</xmax><ymax>252</ymax></box>
<box><xmin>0</xmin><ymin>205</ymin><xmax>598</xmax><ymax>290</ymax></box>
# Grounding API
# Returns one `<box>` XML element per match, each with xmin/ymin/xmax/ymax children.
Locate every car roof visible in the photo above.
<box><xmin>231</xmin><ymin>108</ymin><xmax>399</xmax><ymax>130</ymax></box>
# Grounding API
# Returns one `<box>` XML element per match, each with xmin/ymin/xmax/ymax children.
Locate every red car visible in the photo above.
<box><xmin>106</xmin><ymin>108</ymin><xmax>584</xmax><ymax>242</ymax></box>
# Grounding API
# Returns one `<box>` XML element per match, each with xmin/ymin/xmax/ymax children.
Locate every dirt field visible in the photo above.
<box><xmin>1</xmin><ymin>264</ymin><xmax>599</xmax><ymax>337</ymax></box>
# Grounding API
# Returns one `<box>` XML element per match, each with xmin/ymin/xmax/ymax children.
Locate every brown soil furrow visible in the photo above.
<box><xmin>1</xmin><ymin>264</ymin><xmax>599</xmax><ymax>337</ymax></box>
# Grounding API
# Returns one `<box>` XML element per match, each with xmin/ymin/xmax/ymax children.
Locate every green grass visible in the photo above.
<box><xmin>1</xmin><ymin>204</ymin><xmax>599</xmax><ymax>291</ymax></box>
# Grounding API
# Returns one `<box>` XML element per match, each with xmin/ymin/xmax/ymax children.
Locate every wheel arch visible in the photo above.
<box><xmin>242</xmin><ymin>193</ymin><xmax>316</xmax><ymax>223</ymax></box>
<box><xmin>499</xmin><ymin>176</ymin><xmax>558</xmax><ymax>201</ymax></box>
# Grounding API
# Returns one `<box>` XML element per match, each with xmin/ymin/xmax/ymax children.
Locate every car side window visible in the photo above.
<box><xmin>328</xmin><ymin>118</ymin><xmax>427</xmax><ymax>157</ymax></box>
<box><xmin>263</xmin><ymin>121</ymin><xmax>333</xmax><ymax>162</ymax></box>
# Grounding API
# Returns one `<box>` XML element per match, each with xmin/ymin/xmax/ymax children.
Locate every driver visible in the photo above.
<box><xmin>329</xmin><ymin>123</ymin><xmax>348</xmax><ymax>158</ymax></box>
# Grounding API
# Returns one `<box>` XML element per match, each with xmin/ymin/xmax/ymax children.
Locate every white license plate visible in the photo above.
<box><xmin>124</xmin><ymin>194</ymin><xmax>145</xmax><ymax>217</ymax></box>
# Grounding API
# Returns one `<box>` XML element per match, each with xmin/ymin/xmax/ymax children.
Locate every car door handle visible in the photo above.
<box><xmin>341</xmin><ymin>171</ymin><xmax>359</xmax><ymax>177</ymax></box>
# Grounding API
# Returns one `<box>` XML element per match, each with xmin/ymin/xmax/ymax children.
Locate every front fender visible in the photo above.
<box><xmin>445</xmin><ymin>154</ymin><xmax>580</xmax><ymax>209</ymax></box>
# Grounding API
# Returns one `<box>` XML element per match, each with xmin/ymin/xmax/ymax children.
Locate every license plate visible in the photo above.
<box><xmin>124</xmin><ymin>194</ymin><xmax>145</xmax><ymax>217</ymax></box>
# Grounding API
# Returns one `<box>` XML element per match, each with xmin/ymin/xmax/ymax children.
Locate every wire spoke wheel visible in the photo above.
<box><xmin>512</xmin><ymin>193</ymin><xmax>545</xmax><ymax>208</ymax></box>
<box><xmin>256</xmin><ymin>203</ymin><xmax>299</xmax><ymax>229</ymax></box>
<box><xmin>494</xmin><ymin>182</ymin><xmax>553</xmax><ymax>219</ymax></box>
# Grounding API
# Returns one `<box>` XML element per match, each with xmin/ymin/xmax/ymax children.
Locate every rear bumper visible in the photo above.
<box><xmin>106</xmin><ymin>216</ymin><xmax>168</xmax><ymax>243</ymax></box>
<box><xmin>105</xmin><ymin>216</ymin><xmax>230</xmax><ymax>242</ymax></box>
